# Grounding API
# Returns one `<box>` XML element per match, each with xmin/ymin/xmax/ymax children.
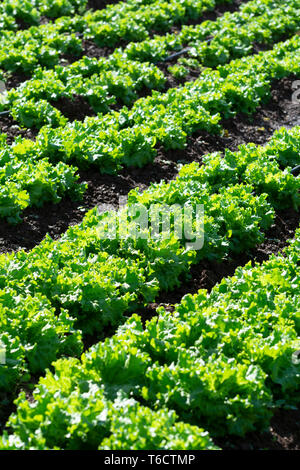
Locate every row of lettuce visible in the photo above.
<box><xmin>0</xmin><ymin>0</ymin><xmax>233</xmax><ymax>76</ymax></box>
<box><xmin>1</xmin><ymin>0</ymin><xmax>185</xmax><ymax>33</ymax></box>
<box><xmin>0</xmin><ymin>0</ymin><xmax>241</xmax><ymax>129</ymax></box>
<box><xmin>1</xmin><ymin>0</ymin><xmax>299</xmax><ymax>130</ymax></box>
<box><xmin>0</xmin><ymin>35</ymin><xmax>299</xmax><ymax>223</ymax></box>
<box><xmin>1</xmin><ymin>0</ymin><xmax>299</xmax><ymax>451</ymax></box>
<box><xmin>0</xmin><ymin>0</ymin><xmax>88</xmax><ymax>32</ymax></box>
<box><xmin>123</xmin><ymin>0</ymin><xmax>300</xmax><ymax>67</ymax></box>
<box><xmin>0</xmin><ymin>0</ymin><xmax>233</xmax><ymax>71</ymax></box>
<box><xmin>0</xmin><ymin>123</ymin><xmax>299</xmax><ymax>426</ymax></box>
<box><xmin>1</xmin><ymin>213</ymin><xmax>299</xmax><ymax>449</ymax></box>
<box><xmin>2</xmin><ymin>0</ymin><xmax>220</xmax><ymax>35</ymax></box>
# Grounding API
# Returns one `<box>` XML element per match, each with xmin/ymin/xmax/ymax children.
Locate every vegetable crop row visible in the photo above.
<box><xmin>23</xmin><ymin>36</ymin><xmax>300</xmax><ymax>174</ymax></box>
<box><xmin>3</xmin><ymin>56</ymin><xmax>166</xmax><ymax>129</ymax></box>
<box><xmin>0</xmin><ymin>0</ymin><xmax>232</xmax><ymax>76</ymax></box>
<box><xmin>0</xmin><ymin>0</ymin><xmax>163</xmax><ymax>33</ymax></box>
<box><xmin>0</xmin><ymin>0</ymin><xmax>88</xmax><ymax>32</ymax></box>
<box><xmin>0</xmin><ymin>124</ymin><xmax>299</xmax><ymax>417</ymax></box>
<box><xmin>81</xmin><ymin>0</ymin><xmax>233</xmax><ymax>48</ymax></box>
<box><xmin>3</xmin><ymin>0</ymin><xmax>299</xmax><ymax>130</ymax></box>
<box><xmin>1</xmin><ymin>36</ymin><xmax>299</xmax><ymax>222</ymax></box>
<box><xmin>123</xmin><ymin>0</ymin><xmax>300</xmax><ymax>68</ymax></box>
<box><xmin>1</xmin><ymin>221</ymin><xmax>299</xmax><ymax>449</ymax></box>
<box><xmin>0</xmin><ymin>154</ymin><xmax>86</xmax><ymax>224</ymax></box>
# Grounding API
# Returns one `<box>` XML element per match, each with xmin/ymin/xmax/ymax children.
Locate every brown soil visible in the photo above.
<box><xmin>87</xmin><ymin>0</ymin><xmax>122</xmax><ymax>10</ymax></box>
<box><xmin>50</xmin><ymin>95</ymin><xmax>96</xmax><ymax>121</ymax></box>
<box><xmin>217</xmin><ymin>407</ymin><xmax>300</xmax><ymax>450</ymax></box>
<box><xmin>0</xmin><ymin>114</ymin><xmax>38</xmax><ymax>144</ymax></box>
<box><xmin>81</xmin><ymin>39</ymin><xmax>113</xmax><ymax>59</ymax></box>
<box><xmin>4</xmin><ymin>73</ymin><xmax>29</xmax><ymax>91</ymax></box>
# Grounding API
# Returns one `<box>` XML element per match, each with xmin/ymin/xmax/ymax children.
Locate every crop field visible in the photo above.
<box><xmin>0</xmin><ymin>0</ymin><xmax>299</xmax><ymax>453</ymax></box>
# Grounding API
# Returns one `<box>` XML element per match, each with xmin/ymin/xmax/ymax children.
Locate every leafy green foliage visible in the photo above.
<box><xmin>6</xmin><ymin>55</ymin><xmax>165</xmax><ymax>129</ymax></box>
<box><xmin>2</xmin><ymin>34</ymin><xmax>299</xmax><ymax>183</ymax></box>
<box><xmin>0</xmin><ymin>0</ymin><xmax>230</xmax><ymax>74</ymax></box>
<box><xmin>0</xmin><ymin>152</ymin><xmax>86</xmax><ymax>223</ymax></box>
<box><xmin>178</xmin><ymin>125</ymin><xmax>300</xmax><ymax>210</ymax></box>
<box><xmin>0</xmin><ymin>0</ymin><xmax>300</xmax><ymax>451</ymax></box>
<box><xmin>0</xmin><ymin>289</ymin><xmax>82</xmax><ymax>394</ymax></box>
<box><xmin>125</xmin><ymin>0</ymin><xmax>299</xmax><ymax>65</ymax></box>
<box><xmin>1</xmin><ymin>230</ymin><xmax>299</xmax><ymax>448</ymax></box>
<box><xmin>0</xmin><ymin>122</ymin><xmax>299</xmax><ymax>398</ymax></box>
